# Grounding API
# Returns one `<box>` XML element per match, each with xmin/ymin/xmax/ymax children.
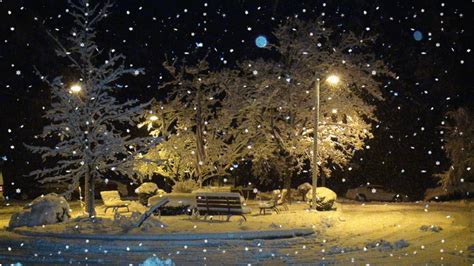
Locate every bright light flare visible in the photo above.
<box><xmin>255</xmin><ymin>35</ymin><xmax>268</xmax><ymax>48</ymax></box>
<box><xmin>70</xmin><ymin>84</ymin><xmax>82</xmax><ymax>93</ymax></box>
<box><xmin>149</xmin><ymin>115</ymin><xmax>158</xmax><ymax>121</ymax></box>
<box><xmin>325</xmin><ymin>75</ymin><xmax>340</xmax><ymax>85</ymax></box>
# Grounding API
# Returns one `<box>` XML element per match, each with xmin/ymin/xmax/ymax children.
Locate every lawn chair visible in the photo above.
<box><xmin>258</xmin><ymin>189</ymin><xmax>289</xmax><ymax>214</ymax></box>
<box><xmin>258</xmin><ymin>191</ymin><xmax>280</xmax><ymax>215</ymax></box>
<box><xmin>100</xmin><ymin>190</ymin><xmax>131</xmax><ymax>214</ymax></box>
<box><xmin>277</xmin><ymin>189</ymin><xmax>289</xmax><ymax>211</ymax></box>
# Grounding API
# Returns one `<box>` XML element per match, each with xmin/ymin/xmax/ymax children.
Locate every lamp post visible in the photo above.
<box><xmin>70</xmin><ymin>83</ymin><xmax>93</xmax><ymax>215</ymax></box>
<box><xmin>311</xmin><ymin>74</ymin><xmax>340</xmax><ymax>210</ymax></box>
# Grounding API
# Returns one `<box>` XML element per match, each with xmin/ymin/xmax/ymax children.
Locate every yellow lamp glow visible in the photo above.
<box><xmin>70</xmin><ymin>84</ymin><xmax>82</xmax><ymax>93</ymax></box>
<box><xmin>325</xmin><ymin>75</ymin><xmax>340</xmax><ymax>85</ymax></box>
<box><xmin>149</xmin><ymin>115</ymin><xmax>158</xmax><ymax>121</ymax></box>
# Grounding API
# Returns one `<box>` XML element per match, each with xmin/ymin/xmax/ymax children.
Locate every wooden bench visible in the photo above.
<box><xmin>100</xmin><ymin>190</ymin><xmax>131</xmax><ymax>214</ymax></box>
<box><xmin>195</xmin><ymin>192</ymin><xmax>251</xmax><ymax>221</ymax></box>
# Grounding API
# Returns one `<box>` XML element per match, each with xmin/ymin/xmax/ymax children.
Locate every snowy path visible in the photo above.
<box><xmin>0</xmin><ymin>230</ymin><xmax>471</xmax><ymax>265</ymax></box>
<box><xmin>0</xmin><ymin>201</ymin><xmax>472</xmax><ymax>265</ymax></box>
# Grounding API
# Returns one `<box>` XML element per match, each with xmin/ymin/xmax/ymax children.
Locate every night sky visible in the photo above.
<box><xmin>0</xmin><ymin>0</ymin><xmax>472</xmax><ymax>198</ymax></box>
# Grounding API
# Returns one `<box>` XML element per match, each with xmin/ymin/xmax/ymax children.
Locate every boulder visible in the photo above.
<box><xmin>305</xmin><ymin>187</ymin><xmax>337</xmax><ymax>211</ymax></box>
<box><xmin>9</xmin><ymin>193</ymin><xmax>71</xmax><ymax>229</ymax></box>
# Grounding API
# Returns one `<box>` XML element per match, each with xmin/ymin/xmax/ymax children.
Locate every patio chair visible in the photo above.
<box><xmin>277</xmin><ymin>189</ymin><xmax>289</xmax><ymax>211</ymax></box>
<box><xmin>258</xmin><ymin>189</ymin><xmax>289</xmax><ymax>214</ymax></box>
<box><xmin>258</xmin><ymin>191</ymin><xmax>280</xmax><ymax>215</ymax></box>
<box><xmin>100</xmin><ymin>190</ymin><xmax>131</xmax><ymax>214</ymax></box>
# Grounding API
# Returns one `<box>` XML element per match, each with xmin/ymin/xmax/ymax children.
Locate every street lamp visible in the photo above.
<box><xmin>70</xmin><ymin>84</ymin><xmax>82</xmax><ymax>93</ymax></box>
<box><xmin>311</xmin><ymin>74</ymin><xmax>340</xmax><ymax>210</ymax></box>
<box><xmin>326</xmin><ymin>75</ymin><xmax>340</xmax><ymax>86</ymax></box>
<box><xmin>149</xmin><ymin>115</ymin><xmax>158</xmax><ymax>121</ymax></box>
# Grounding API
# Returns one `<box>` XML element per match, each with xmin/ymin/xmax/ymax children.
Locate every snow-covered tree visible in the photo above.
<box><xmin>135</xmin><ymin>58</ymin><xmax>251</xmax><ymax>187</ymax></box>
<box><xmin>231</xmin><ymin>18</ymin><xmax>394</xmax><ymax>188</ymax></box>
<box><xmin>27</xmin><ymin>0</ymin><xmax>158</xmax><ymax>217</ymax></box>
<box><xmin>435</xmin><ymin>107</ymin><xmax>473</xmax><ymax>188</ymax></box>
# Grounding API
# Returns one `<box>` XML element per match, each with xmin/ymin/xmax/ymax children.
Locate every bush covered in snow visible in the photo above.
<box><xmin>135</xmin><ymin>182</ymin><xmax>159</xmax><ymax>194</ymax></box>
<box><xmin>172</xmin><ymin>179</ymin><xmax>199</xmax><ymax>193</ymax></box>
<box><xmin>8</xmin><ymin>193</ymin><xmax>70</xmax><ymax>229</ymax></box>
<box><xmin>135</xmin><ymin>182</ymin><xmax>165</xmax><ymax>205</ymax></box>
<box><xmin>305</xmin><ymin>187</ymin><xmax>337</xmax><ymax>211</ymax></box>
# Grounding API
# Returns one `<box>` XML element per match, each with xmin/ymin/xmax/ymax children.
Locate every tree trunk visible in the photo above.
<box><xmin>84</xmin><ymin>169</ymin><xmax>96</xmax><ymax>217</ymax></box>
<box><xmin>283</xmin><ymin>173</ymin><xmax>291</xmax><ymax>189</ymax></box>
<box><xmin>311</xmin><ymin>79</ymin><xmax>320</xmax><ymax>210</ymax></box>
<box><xmin>283</xmin><ymin>173</ymin><xmax>292</xmax><ymax>204</ymax></box>
<box><xmin>195</xmin><ymin>88</ymin><xmax>206</xmax><ymax>187</ymax></box>
<box><xmin>321</xmin><ymin>171</ymin><xmax>326</xmax><ymax>187</ymax></box>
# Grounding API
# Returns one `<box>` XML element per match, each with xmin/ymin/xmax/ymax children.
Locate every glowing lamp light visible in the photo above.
<box><xmin>149</xmin><ymin>115</ymin><xmax>158</xmax><ymax>121</ymax></box>
<box><xmin>325</xmin><ymin>75</ymin><xmax>340</xmax><ymax>85</ymax></box>
<box><xmin>255</xmin><ymin>35</ymin><xmax>268</xmax><ymax>48</ymax></box>
<box><xmin>413</xmin><ymin>30</ymin><xmax>423</xmax><ymax>41</ymax></box>
<box><xmin>70</xmin><ymin>84</ymin><xmax>82</xmax><ymax>93</ymax></box>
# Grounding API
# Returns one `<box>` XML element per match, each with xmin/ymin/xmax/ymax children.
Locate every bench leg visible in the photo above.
<box><xmin>226</xmin><ymin>215</ymin><xmax>231</xmax><ymax>222</ymax></box>
<box><xmin>104</xmin><ymin>207</ymin><xmax>109</xmax><ymax>214</ymax></box>
<box><xmin>241</xmin><ymin>214</ymin><xmax>247</xmax><ymax>221</ymax></box>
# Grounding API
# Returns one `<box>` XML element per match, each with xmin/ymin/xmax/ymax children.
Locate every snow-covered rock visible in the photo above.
<box><xmin>8</xmin><ymin>193</ymin><xmax>70</xmax><ymax>229</ymax></box>
<box><xmin>135</xmin><ymin>182</ymin><xmax>160</xmax><ymax>194</ymax></box>
<box><xmin>135</xmin><ymin>182</ymin><xmax>165</xmax><ymax>205</ymax></box>
<box><xmin>305</xmin><ymin>187</ymin><xmax>337</xmax><ymax>211</ymax></box>
<box><xmin>142</xmin><ymin>257</ymin><xmax>175</xmax><ymax>266</ymax></box>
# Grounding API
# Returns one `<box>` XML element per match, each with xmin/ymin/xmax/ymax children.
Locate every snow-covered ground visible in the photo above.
<box><xmin>0</xmin><ymin>200</ymin><xmax>472</xmax><ymax>264</ymax></box>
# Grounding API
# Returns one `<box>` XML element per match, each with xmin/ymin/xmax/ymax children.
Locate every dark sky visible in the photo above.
<box><xmin>0</xmin><ymin>0</ymin><xmax>472</xmax><ymax>198</ymax></box>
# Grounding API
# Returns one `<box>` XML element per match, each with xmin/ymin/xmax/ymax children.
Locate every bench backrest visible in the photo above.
<box><xmin>100</xmin><ymin>190</ymin><xmax>122</xmax><ymax>204</ymax></box>
<box><xmin>196</xmin><ymin>192</ymin><xmax>243</xmax><ymax>214</ymax></box>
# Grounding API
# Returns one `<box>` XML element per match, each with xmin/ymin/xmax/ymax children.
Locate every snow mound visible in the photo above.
<box><xmin>8</xmin><ymin>193</ymin><xmax>70</xmax><ymax>229</ymax></box>
<box><xmin>142</xmin><ymin>257</ymin><xmax>175</xmax><ymax>266</ymax></box>
<box><xmin>305</xmin><ymin>187</ymin><xmax>337</xmax><ymax>211</ymax></box>
<box><xmin>136</xmin><ymin>182</ymin><xmax>165</xmax><ymax>205</ymax></box>
<box><xmin>135</xmin><ymin>182</ymin><xmax>160</xmax><ymax>194</ymax></box>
